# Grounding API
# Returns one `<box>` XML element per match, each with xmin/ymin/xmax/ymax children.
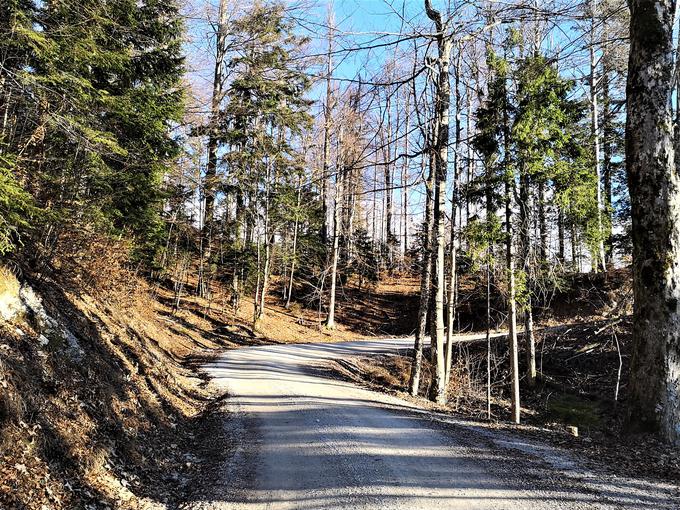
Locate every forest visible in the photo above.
<box><xmin>1</xmin><ymin>0</ymin><xmax>680</xmax><ymax>509</ymax></box>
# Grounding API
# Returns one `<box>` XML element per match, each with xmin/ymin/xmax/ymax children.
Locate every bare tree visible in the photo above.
<box><xmin>199</xmin><ymin>0</ymin><xmax>230</xmax><ymax>298</ymax></box>
<box><xmin>425</xmin><ymin>0</ymin><xmax>452</xmax><ymax>405</ymax></box>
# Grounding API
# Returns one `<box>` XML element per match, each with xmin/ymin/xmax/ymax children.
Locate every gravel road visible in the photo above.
<box><xmin>183</xmin><ymin>338</ymin><xmax>678</xmax><ymax>510</ymax></box>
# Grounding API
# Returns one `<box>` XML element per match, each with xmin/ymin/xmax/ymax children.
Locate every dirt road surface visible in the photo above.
<box><xmin>182</xmin><ymin>338</ymin><xmax>678</xmax><ymax>509</ymax></box>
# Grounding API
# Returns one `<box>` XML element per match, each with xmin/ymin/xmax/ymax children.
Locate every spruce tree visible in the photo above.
<box><xmin>223</xmin><ymin>1</ymin><xmax>312</xmax><ymax>323</ymax></box>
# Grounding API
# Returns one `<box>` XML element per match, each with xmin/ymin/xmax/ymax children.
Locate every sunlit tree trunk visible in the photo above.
<box><xmin>445</xmin><ymin>53</ymin><xmax>462</xmax><ymax>388</ymax></box>
<box><xmin>626</xmin><ymin>0</ymin><xmax>680</xmax><ymax>444</ymax></box>
<box><xmin>326</xmin><ymin>127</ymin><xmax>344</xmax><ymax>330</ymax></box>
<box><xmin>590</xmin><ymin>0</ymin><xmax>607</xmax><ymax>273</ymax></box>
<box><xmin>402</xmin><ymin>89</ymin><xmax>411</xmax><ymax>262</ymax></box>
<box><xmin>503</xmin><ymin>66</ymin><xmax>521</xmax><ymax>423</ymax></box>
<box><xmin>199</xmin><ymin>0</ymin><xmax>230</xmax><ymax>297</ymax></box>
<box><xmin>425</xmin><ymin>0</ymin><xmax>452</xmax><ymax>405</ymax></box>
<box><xmin>321</xmin><ymin>13</ymin><xmax>334</xmax><ymax>245</ymax></box>
<box><xmin>409</xmin><ymin>144</ymin><xmax>434</xmax><ymax>396</ymax></box>
<box><xmin>285</xmin><ymin>176</ymin><xmax>302</xmax><ymax>309</ymax></box>
<box><xmin>520</xmin><ymin>168</ymin><xmax>536</xmax><ymax>388</ymax></box>
<box><xmin>601</xmin><ymin>24</ymin><xmax>614</xmax><ymax>266</ymax></box>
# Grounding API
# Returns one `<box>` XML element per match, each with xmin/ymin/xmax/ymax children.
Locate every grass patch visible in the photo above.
<box><xmin>547</xmin><ymin>393</ymin><xmax>603</xmax><ymax>429</ymax></box>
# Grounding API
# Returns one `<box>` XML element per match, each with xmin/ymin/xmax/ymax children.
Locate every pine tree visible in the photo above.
<box><xmin>223</xmin><ymin>1</ymin><xmax>312</xmax><ymax>325</ymax></box>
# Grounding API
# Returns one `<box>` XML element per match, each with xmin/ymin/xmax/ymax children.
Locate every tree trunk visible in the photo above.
<box><xmin>326</xmin><ymin>128</ymin><xmax>343</xmax><ymax>330</ymax></box>
<box><xmin>231</xmin><ymin>190</ymin><xmax>244</xmax><ymax>312</ymax></box>
<box><xmin>601</xmin><ymin>27</ymin><xmax>614</xmax><ymax>266</ymax></box>
<box><xmin>538</xmin><ymin>180</ymin><xmax>548</xmax><ymax>263</ymax></box>
<box><xmin>570</xmin><ymin>220</ymin><xmax>578</xmax><ymax>271</ymax></box>
<box><xmin>402</xmin><ymin>89</ymin><xmax>411</xmax><ymax>261</ymax></box>
<box><xmin>558</xmin><ymin>206</ymin><xmax>565</xmax><ymax>264</ymax></box>
<box><xmin>409</xmin><ymin>146</ymin><xmax>434</xmax><ymax>397</ymax></box>
<box><xmin>486</xmin><ymin>249</ymin><xmax>492</xmax><ymax>421</ymax></box>
<box><xmin>590</xmin><ymin>0</ymin><xmax>607</xmax><ymax>273</ymax></box>
<box><xmin>503</xmin><ymin>69</ymin><xmax>521</xmax><ymax>424</ymax></box>
<box><xmin>445</xmin><ymin>53</ymin><xmax>462</xmax><ymax>388</ymax></box>
<box><xmin>285</xmin><ymin>177</ymin><xmax>302</xmax><ymax>309</ymax></box>
<box><xmin>626</xmin><ymin>0</ymin><xmax>680</xmax><ymax>444</ymax></box>
<box><xmin>321</xmin><ymin>16</ymin><xmax>334</xmax><ymax>246</ymax></box>
<box><xmin>425</xmin><ymin>0</ymin><xmax>451</xmax><ymax>405</ymax></box>
<box><xmin>519</xmin><ymin>168</ymin><xmax>536</xmax><ymax>389</ymax></box>
<box><xmin>199</xmin><ymin>0</ymin><xmax>229</xmax><ymax>297</ymax></box>
<box><xmin>384</xmin><ymin>91</ymin><xmax>394</xmax><ymax>269</ymax></box>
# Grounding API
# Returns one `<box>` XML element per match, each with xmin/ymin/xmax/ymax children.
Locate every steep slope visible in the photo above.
<box><xmin>0</xmin><ymin>261</ymin><xmax>243</xmax><ymax>509</ymax></box>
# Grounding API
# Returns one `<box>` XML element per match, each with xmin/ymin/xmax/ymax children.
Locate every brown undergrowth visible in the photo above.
<box><xmin>0</xmin><ymin>232</ymin><xmax>422</xmax><ymax>509</ymax></box>
<box><xmin>334</xmin><ymin>269</ymin><xmax>680</xmax><ymax>484</ymax></box>
<box><xmin>0</xmin><ymin>254</ymin><xmax>230</xmax><ymax>508</ymax></box>
<box><xmin>0</xmin><ymin>234</ymin><xmax>338</xmax><ymax>508</ymax></box>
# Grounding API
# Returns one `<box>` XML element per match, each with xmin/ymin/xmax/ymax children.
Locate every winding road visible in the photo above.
<box><xmin>183</xmin><ymin>338</ymin><xmax>678</xmax><ymax>509</ymax></box>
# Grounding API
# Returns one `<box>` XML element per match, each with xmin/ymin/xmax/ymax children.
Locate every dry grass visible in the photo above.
<box><xmin>0</xmin><ymin>264</ymin><xmax>19</xmax><ymax>297</ymax></box>
<box><xmin>1</xmin><ymin>256</ymin><xmax>424</xmax><ymax>507</ymax></box>
<box><xmin>0</xmin><ymin>234</ymin><xmax>430</xmax><ymax>508</ymax></box>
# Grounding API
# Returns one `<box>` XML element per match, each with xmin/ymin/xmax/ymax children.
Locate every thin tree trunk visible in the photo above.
<box><xmin>402</xmin><ymin>89</ymin><xmax>411</xmax><ymax>261</ymax></box>
<box><xmin>538</xmin><ymin>180</ymin><xmax>547</xmax><ymax>262</ymax></box>
<box><xmin>231</xmin><ymin>190</ymin><xmax>244</xmax><ymax>312</ymax></box>
<box><xmin>520</xmin><ymin>168</ymin><xmax>536</xmax><ymax>389</ymax></box>
<box><xmin>570</xmin><ymin>220</ymin><xmax>578</xmax><ymax>271</ymax></box>
<box><xmin>409</xmin><ymin>146</ymin><xmax>434</xmax><ymax>397</ymax></box>
<box><xmin>558</xmin><ymin>206</ymin><xmax>565</xmax><ymax>264</ymax></box>
<box><xmin>503</xmin><ymin>69</ymin><xmax>521</xmax><ymax>423</ymax></box>
<box><xmin>321</xmin><ymin>15</ymin><xmax>334</xmax><ymax>245</ymax></box>
<box><xmin>590</xmin><ymin>0</ymin><xmax>607</xmax><ymax>273</ymax></box>
<box><xmin>385</xmin><ymin>91</ymin><xmax>394</xmax><ymax>269</ymax></box>
<box><xmin>253</xmin><ymin>229</ymin><xmax>262</xmax><ymax>327</ymax></box>
<box><xmin>285</xmin><ymin>177</ymin><xmax>302</xmax><ymax>309</ymax></box>
<box><xmin>486</xmin><ymin>250</ymin><xmax>492</xmax><ymax>421</ymax></box>
<box><xmin>601</xmin><ymin>26</ymin><xmax>614</xmax><ymax>265</ymax></box>
<box><xmin>326</xmin><ymin>128</ymin><xmax>343</xmax><ymax>330</ymax></box>
<box><xmin>445</xmin><ymin>53</ymin><xmax>462</xmax><ymax>388</ymax></box>
<box><xmin>465</xmin><ymin>84</ymin><xmax>474</xmax><ymax>229</ymax></box>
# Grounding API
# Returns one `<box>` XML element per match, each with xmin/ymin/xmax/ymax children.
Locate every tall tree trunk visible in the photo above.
<box><xmin>590</xmin><ymin>0</ymin><xmax>607</xmax><ymax>273</ymax></box>
<box><xmin>538</xmin><ymin>180</ymin><xmax>548</xmax><ymax>263</ymax></box>
<box><xmin>409</xmin><ymin>146</ymin><xmax>434</xmax><ymax>396</ymax></box>
<box><xmin>384</xmin><ymin>91</ymin><xmax>394</xmax><ymax>269</ymax></box>
<box><xmin>445</xmin><ymin>53</ymin><xmax>462</xmax><ymax>387</ymax></box>
<box><xmin>326</xmin><ymin>128</ymin><xmax>343</xmax><ymax>330</ymax></box>
<box><xmin>321</xmin><ymin>15</ymin><xmax>334</xmax><ymax>246</ymax></box>
<box><xmin>285</xmin><ymin>176</ymin><xmax>302</xmax><ymax>309</ymax></box>
<box><xmin>503</xmin><ymin>68</ymin><xmax>521</xmax><ymax>424</ymax></box>
<box><xmin>200</xmin><ymin>0</ymin><xmax>229</xmax><ymax>297</ymax></box>
<box><xmin>626</xmin><ymin>0</ymin><xmax>680</xmax><ymax>444</ymax></box>
<box><xmin>231</xmin><ymin>190</ymin><xmax>244</xmax><ymax>312</ymax></box>
<box><xmin>402</xmin><ymin>89</ymin><xmax>411</xmax><ymax>261</ymax></box>
<box><xmin>425</xmin><ymin>0</ymin><xmax>452</xmax><ymax>405</ymax></box>
<box><xmin>570</xmin><ymin>220</ymin><xmax>578</xmax><ymax>271</ymax></box>
<box><xmin>558</xmin><ymin>206</ymin><xmax>565</xmax><ymax>264</ymax></box>
<box><xmin>601</xmin><ymin>25</ymin><xmax>614</xmax><ymax>265</ymax></box>
<box><xmin>486</xmin><ymin>245</ymin><xmax>492</xmax><ymax>421</ymax></box>
<box><xmin>520</xmin><ymin>168</ymin><xmax>536</xmax><ymax>388</ymax></box>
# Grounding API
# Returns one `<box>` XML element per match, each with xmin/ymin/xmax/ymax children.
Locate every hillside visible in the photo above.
<box><xmin>0</xmin><ymin>253</ymin><xmax>420</xmax><ymax>509</ymax></box>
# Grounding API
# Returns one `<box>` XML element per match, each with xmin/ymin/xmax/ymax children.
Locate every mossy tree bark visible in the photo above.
<box><xmin>626</xmin><ymin>0</ymin><xmax>680</xmax><ymax>444</ymax></box>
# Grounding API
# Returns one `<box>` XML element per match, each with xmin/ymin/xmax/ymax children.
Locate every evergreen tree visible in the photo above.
<box><xmin>0</xmin><ymin>0</ymin><xmax>184</xmax><ymax>264</ymax></box>
<box><xmin>223</xmin><ymin>1</ymin><xmax>312</xmax><ymax>322</ymax></box>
